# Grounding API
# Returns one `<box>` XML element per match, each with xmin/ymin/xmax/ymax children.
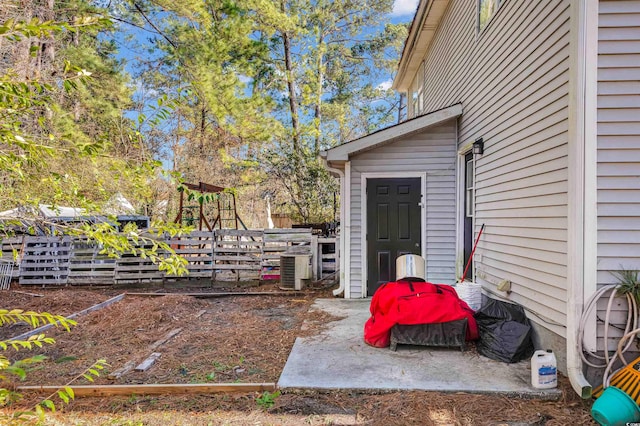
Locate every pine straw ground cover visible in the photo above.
<box><xmin>1</xmin><ymin>285</ymin><xmax>596</xmax><ymax>425</ymax></box>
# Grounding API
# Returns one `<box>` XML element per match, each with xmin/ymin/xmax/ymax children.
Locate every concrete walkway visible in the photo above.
<box><xmin>278</xmin><ymin>298</ymin><xmax>561</xmax><ymax>399</ymax></box>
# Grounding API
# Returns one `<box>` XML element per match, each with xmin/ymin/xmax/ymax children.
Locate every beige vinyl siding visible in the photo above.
<box><xmin>348</xmin><ymin>121</ymin><xmax>457</xmax><ymax>298</ymax></box>
<box><xmin>597</xmin><ymin>0</ymin><xmax>640</xmax><ymax>350</ymax></box>
<box><xmin>410</xmin><ymin>0</ymin><xmax>571</xmax><ymax>334</ymax></box>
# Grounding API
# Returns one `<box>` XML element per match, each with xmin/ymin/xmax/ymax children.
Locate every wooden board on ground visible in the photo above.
<box><xmin>135</xmin><ymin>353</ymin><xmax>161</xmax><ymax>372</ymax></box>
<box><xmin>107</xmin><ymin>360</ymin><xmax>137</xmax><ymax>380</ymax></box>
<box><xmin>149</xmin><ymin>328</ymin><xmax>183</xmax><ymax>350</ymax></box>
<box><xmin>18</xmin><ymin>383</ymin><xmax>277</xmax><ymax>397</ymax></box>
<box><xmin>8</xmin><ymin>293</ymin><xmax>126</xmax><ymax>341</ymax></box>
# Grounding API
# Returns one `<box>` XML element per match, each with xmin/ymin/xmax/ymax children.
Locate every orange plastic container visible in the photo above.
<box><xmin>594</xmin><ymin>356</ymin><xmax>640</xmax><ymax>404</ymax></box>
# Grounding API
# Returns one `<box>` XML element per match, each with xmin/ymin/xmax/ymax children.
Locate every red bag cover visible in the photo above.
<box><xmin>364</xmin><ymin>280</ymin><xmax>479</xmax><ymax>348</ymax></box>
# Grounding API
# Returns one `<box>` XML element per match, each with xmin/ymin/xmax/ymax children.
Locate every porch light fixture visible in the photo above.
<box><xmin>473</xmin><ymin>138</ymin><xmax>484</xmax><ymax>155</ymax></box>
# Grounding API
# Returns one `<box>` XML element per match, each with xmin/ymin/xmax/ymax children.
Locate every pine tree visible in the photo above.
<box><xmin>109</xmin><ymin>0</ymin><xmax>407</xmax><ymax>225</ymax></box>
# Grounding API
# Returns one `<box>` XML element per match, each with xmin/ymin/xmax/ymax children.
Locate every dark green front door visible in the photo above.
<box><xmin>366</xmin><ymin>178</ymin><xmax>422</xmax><ymax>296</ymax></box>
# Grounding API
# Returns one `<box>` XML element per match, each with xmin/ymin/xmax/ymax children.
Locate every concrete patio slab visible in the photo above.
<box><xmin>278</xmin><ymin>298</ymin><xmax>561</xmax><ymax>399</ymax></box>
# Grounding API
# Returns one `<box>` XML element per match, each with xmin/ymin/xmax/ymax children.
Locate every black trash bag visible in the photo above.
<box><xmin>474</xmin><ymin>299</ymin><xmax>534</xmax><ymax>363</ymax></box>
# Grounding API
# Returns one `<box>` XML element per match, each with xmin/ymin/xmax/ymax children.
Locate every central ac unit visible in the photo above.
<box><xmin>280</xmin><ymin>253</ymin><xmax>311</xmax><ymax>290</ymax></box>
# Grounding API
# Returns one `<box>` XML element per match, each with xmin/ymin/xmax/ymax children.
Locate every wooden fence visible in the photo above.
<box><xmin>1</xmin><ymin>236</ymin><xmax>23</xmax><ymax>278</ymax></box>
<box><xmin>1</xmin><ymin>229</ymin><xmax>337</xmax><ymax>287</ymax></box>
<box><xmin>68</xmin><ymin>238</ymin><xmax>116</xmax><ymax>285</ymax></box>
<box><xmin>20</xmin><ymin>236</ymin><xmax>72</xmax><ymax>286</ymax></box>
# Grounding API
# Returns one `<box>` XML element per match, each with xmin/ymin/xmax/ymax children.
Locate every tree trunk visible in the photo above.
<box><xmin>313</xmin><ymin>31</ymin><xmax>325</xmax><ymax>156</ymax></box>
<box><xmin>44</xmin><ymin>0</ymin><xmax>56</xmax><ymax>63</ymax></box>
<box><xmin>73</xmin><ymin>20</ymin><xmax>81</xmax><ymax>121</ymax></box>
<box><xmin>281</xmin><ymin>1</ymin><xmax>300</xmax><ymax>151</ymax></box>
<box><xmin>35</xmin><ymin>0</ymin><xmax>55</xmax><ymax>79</ymax></box>
<box><xmin>15</xmin><ymin>0</ymin><xmax>34</xmax><ymax>80</ymax></box>
<box><xmin>173</xmin><ymin>109</ymin><xmax>183</xmax><ymax>171</ymax></box>
<box><xmin>280</xmin><ymin>1</ymin><xmax>305</xmax><ymax>219</ymax></box>
<box><xmin>200</xmin><ymin>104</ymin><xmax>206</xmax><ymax>152</ymax></box>
<box><xmin>283</xmin><ymin>31</ymin><xmax>300</xmax><ymax>150</ymax></box>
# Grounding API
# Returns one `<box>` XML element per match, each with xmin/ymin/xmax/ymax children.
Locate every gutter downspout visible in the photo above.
<box><xmin>566</xmin><ymin>0</ymin><xmax>598</xmax><ymax>398</ymax></box>
<box><xmin>320</xmin><ymin>153</ymin><xmax>346</xmax><ymax>297</ymax></box>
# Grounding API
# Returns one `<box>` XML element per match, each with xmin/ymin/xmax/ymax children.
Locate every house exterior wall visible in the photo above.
<box><xmin>405</xmin><ymin>0</ymin><xmax>572</xmax><ymax>337</ymax></box>
<box><xmin>347</xmin><ymin>120</ymin><xmax>458</xmax><ymax>298</ymax></box>
<box><xmin>596</xmin><ymin>0</ymin><xmax>640</xmax><ymax>350</ymax></box>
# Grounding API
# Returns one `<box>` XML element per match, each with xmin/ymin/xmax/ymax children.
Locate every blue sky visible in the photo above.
<box><xmin>110</xmin><ymin>0</ymin><xmax>421</xmax><ymax>171</ymax></box>
<box><xmin>374</xmin><ymin>0</ymin><xmax>419</xmax><ymax>90</ymax></box>
<box><xmin>119</xmin><ymin>0</ymin><xmax>419</xmax><ymax>94</ymax></box>
<box><xmin>118</xmin><ymin>0</ymin><xmax>420</xmax><ymax>155</ymax></box>
<box><xmin>392</xmin><ymin>0</ymin><xmax>419</xmax><ymax>19</ymax></box>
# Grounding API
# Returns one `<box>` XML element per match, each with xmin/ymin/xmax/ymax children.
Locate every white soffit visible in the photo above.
<box><xmin>323</xmin><ymin>104</ymin><xmax>462</xmax><ymax>162</ymax></box>
<box><xmin>392</xmin><ymin>0</ymin><xmax>451</xmax><ymax>92</ymax></box>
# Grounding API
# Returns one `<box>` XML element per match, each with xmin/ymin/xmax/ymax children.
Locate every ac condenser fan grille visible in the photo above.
<box><xmin>280</xmin><ymin>255</ymin><xmax>296</xmax><ymax>289</ymax></box>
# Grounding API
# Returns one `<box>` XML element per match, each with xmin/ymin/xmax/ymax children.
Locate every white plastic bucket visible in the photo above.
<box><xmin>531</xmin><ymin>349</ymin><xmax>557</xmax><ymax>389</ymax></box>
<box><xmin>456</xmin><ymin>281</ymin><xmax>482</xmax><ymax>311</ymax></box>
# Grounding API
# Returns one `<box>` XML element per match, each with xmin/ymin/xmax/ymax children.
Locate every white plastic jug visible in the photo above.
<box><xmin>531</xmin><ymin>349</ymin><xmax>557</xmax><ymax>389</ymax></box>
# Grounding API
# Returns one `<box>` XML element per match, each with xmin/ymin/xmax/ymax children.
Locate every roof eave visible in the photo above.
<box><xmin>392</xmin><ymin>0</ymin><xmax>452</xmax><ymax>92</ymax></box>
<box><xmin>324</xmin><ymin>103</ymin><xmax>462</xmax><ymax>162</ymax></box>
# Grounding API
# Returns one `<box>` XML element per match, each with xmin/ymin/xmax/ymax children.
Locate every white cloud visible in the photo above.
<box><xmin>392</xmin><ymin>0</ymin><xmax>419</xmax><ymax>17</ymax></box>
<box><xmin>130</xmin><ymin>79</ymin><xmax>158</xmax><ymax>98</ymax></box>
<box><xmin>377</xmin><ymin>79</ymin><xmax>393</xmax><ymax>91</ymax></box>
<box><xmin>237</xmin><ymin>74</ymin><xmax>252</xmax><ymax>84</ymax></box>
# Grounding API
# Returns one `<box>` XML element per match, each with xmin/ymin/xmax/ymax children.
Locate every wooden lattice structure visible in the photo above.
<box><xmin>174</xmin><ymin>181</ymin><xmax>244</xmax><ymax>231</ymax></box>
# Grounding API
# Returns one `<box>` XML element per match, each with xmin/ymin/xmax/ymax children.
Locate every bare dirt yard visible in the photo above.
<box><xmin>1</xmin><ymin>283</ymin><xmax>595</xmax><ymax>425</ymax></box>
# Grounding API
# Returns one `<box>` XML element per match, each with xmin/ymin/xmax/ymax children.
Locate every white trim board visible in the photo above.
<box><xmin>456</xmin><ymin>149</ymin><xmax>470</xmax><ymax>282</ymax></box>
<box><xmin>345</xmin><ymin>161</ymin><xmax>352</xmax><ymax>300</ymax></box>
<box><xmin>323</xmin><ymin>104</ymin><xmax>463</xmax><ymax>163</ymax></box>
<box><xmin>567</xmin><ymin>0</ymin><xmax>599</xmax><ymax>352</ymax></box>
<box><xmin>360</xmin><ymin>172</ymin><xmax>427</xmax><ymax>298</ymax></box>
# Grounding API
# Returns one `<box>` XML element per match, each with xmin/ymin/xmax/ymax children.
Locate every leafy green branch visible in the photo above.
<box><xmin>34</xmin><ymin>358</ymin><xmax>108</xmax><ymax>421</ymax></box>
<box><xmin>0</xmin><ymin>311</ymin><xmax>76</xmax><ymax>335</ymax></box>
<box><xmin>0</xmin><ymin>310</ymin><xmax>110</xmax><ymax>424</ymax></box>
<box><xmin>28</xmin><ymin>219</ymin><xmax>191</xmax><ymax>277</ymax></box>
<box><xmin>614</xmin><ymin>268</ymin><xmax>640</xmax><ymax>304</ymax></box>
<box><xmin>0</xmin><ymin>16</ymin><xmax>111</xmax><ymax>42</ymax></box>
<box><xmin>1</xmin><ymin>311</ymin><xmax>76</xmax><ymax>423</ymax></box>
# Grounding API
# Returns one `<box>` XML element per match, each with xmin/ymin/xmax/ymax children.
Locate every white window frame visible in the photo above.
<box><xmin>456</xmin><ymin>148</ymin><xmax>475</xmax><ymax>282</ymax></box>
<box><xmin>465</xmin><ymin>157</ymin><xmax>474</xmax><ymax>219</ymax></box>
<box><xmin>409</xmin><ymin>62</ymin><xmax>425</xmax><ymax>118</ymax></box>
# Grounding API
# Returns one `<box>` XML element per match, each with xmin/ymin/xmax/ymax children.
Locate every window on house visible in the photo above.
<box><xmin>398</xmin><ymin>93</ymin><xmax>407</xmax><ymax>123</ymax></box>
<box><xmin>465</xmin><ymin>159</ymin><xmax>474</xmax><ymax>218</ymax></box>
<box><xmin>410</xmin><ymin>62</ymin><xmax>425</xmax><ymax>117</ymax></box>
<box><xmin>411</xmin><ymin>91</ymin><xmax>419</xmax><ymax>118</ymax></box>
<box><xmin>478</xmin><ymin>0</ymin><xmax>500</xmax><ymax>32</ymax></box>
